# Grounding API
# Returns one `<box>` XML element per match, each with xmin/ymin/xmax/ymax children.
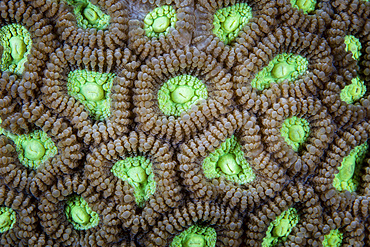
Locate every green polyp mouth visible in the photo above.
<box><xmin>111</xmin><ymin>156</ymin><xmax>156</xmax><ymax>207</ymax></box>
<box><xmin>170</xmin><ymin>225</ymin><xmax>217</xmax><ymax>247</ymax></box>
<box><xmin>202</xmin><ymin>136</ymin><xmax>255</xmax><ymax>185</ymax></box>
<box><xmin>5</xmin><ymin>129</ymin><xmax>58</xmax><ymax>170</ymax></box>
<box><xmin>80</xmin><ymin>82</ymin><xmax>105</xmax><ymax>102</ymax></box>
<box><xmin>153</xmin><ymin>16</ymin><xmax>170</xmax><ymax>33</ymax></box>
<box><xmin>65</xmin><ymin>195</ymin><xmax>99</xmax><ymax>230</ymax></box>
<box><xmin>291</xmin><ymin>0</ymin><xmax>316</xmax><ymax>13</ymax></box>
<box><xmin>144</xmin><ymin>5</ymin><xmax>177</xmax><ymax>38</ymax></box>
<box><xmin>83</xmin><ymin>6</ymin><xmax>98</xmax><ymax>24</ymax></box>
<box><xmin>157</xmin><ymin>75</ymin><xmax>208</xmax><ymax>117</ymax></box>
<box><xmin>66</xmin><ymin>0</ymin><xmax>110</xmax><ymax>30</ymax></box>
<box><xmin>9</xmin><ymin>36</ymin><xmax>26</xmax><ymax>62</ymax></box>
<box><xmin>0</xmin><ymin>207</ymin><xmax>16</xmax><ymax>233</ymax></box>
<box><xmin>0</xmin><ymin>23</ymin><xmax>32</xmax><ymax>75</ymax></box>
<box><xmin>271</xmin><ymin>62</ymin><xmax>293</xmax><ymax>79</ymax></box>
<box><xmin>67</xmin><ymin>69</ymin><xmax>115</xmax><ymax>121</ymax></box>
<box><xmin>280</xmin><ymin>116</ymin><xmax>310</xmax><ymax>152</ymax></box>
<box><xmin>23</xmin><ymin>139</ymin><xmax>46</xmax><ymax>161</ymax></box>
<box><xmin>127</xmin><ymin>166</ymin><xmax>148</xmax><ymax>184</ymax></box>
<box><xmin>213</xmin><ymin>3</ymin><xmax>252</xmax><ymax>44</ymax></box>
<box><xmin>288</xmin><ymin>125</ymin><xmax>305</xmax><ymax>143</ymax></box>
<box><xmin>217</xmin><ymin>153</ymin><xmax>241</xmax><ymax>175</ymax></box>
<box><xmin>170</xmin><ymin>85</ymin><xmax>195</xmax><ymax>104</ymax></box>
<box><xmin>340</xmin><ymin>76</ymin><xmax>366</xmax><ymax>104</ymax></box>
<box><xmin>222</xmin><ymin>15</ymin><xmax>240</xmax><ymax>33</ymax></box>
<box><xmin>337</xmin><ymin>156</ymin><xmax>355</xmax><ymax>181</ymax></box>
<box><xmin>344</xmin><ymin>35</ymin><xmax>362</xmax><ymax>60</ymax></box>
<box><xmin>262</xmin><ymin>208</ymin><xmax>299</xmax><ymax>247</ymax></box>
<box><xmin>71</xmin><ymin>206</ymin><xmax>91</xmax><ymax>225</ymax></box>
<box><xmin>323</xmin><ymin>229</ymin><xmax>343</xmax><ymax>247</ymax></box>
<box><xmin>183</xmin><ymin>234</ymin><xmax>206</xmax><ymax>247</ymax></box>
<box><xmin>272</xmin><ymin>219</ymin><xmax>289</xmax><ymax>237</ymax></box>
<box><xmin>251</xmin><ymin>53</ymin><xmax>308</xmax><ymax>90</ymax></box>
<box><xmin>333</xmin><ymin>142</ymin><xmax>368</xmax><ymax>192</ymax></box>
<box><xmin>0</xmin><ymin>213</ymin><xmax>10</xmax><ymax>229</ymax></box>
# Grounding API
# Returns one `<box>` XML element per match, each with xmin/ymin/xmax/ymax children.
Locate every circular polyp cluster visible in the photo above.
<box><xmin>157</xmin><ymin>75</ymin><xmax>208</xmax><ymax>117</ymax></box>
<box><xmin>144</xmin><ymin>5</ymin><xmax>177</xmax><ymax>38</ymax></box>
<box><xmin>212</xmin><ymin>3</ymin><xmax>253</xmax><ymax>44</ymax></box>
<box><xmin>0</xmin><ymin>23</ymin><xmax>32</xmax><ymax>75</ymax></box>
<box><xmin>65</xmin><ymin>194</ymin><xmax>99</xmax><ymax>230</ymax></box>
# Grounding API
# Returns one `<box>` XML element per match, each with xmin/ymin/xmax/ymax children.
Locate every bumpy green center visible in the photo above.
<box><xmin>65</xmin><ymin>0</ymin><xmax>110</xmax><ymax>30</ymax></box>
<box><xmin>144</xmin><ymin>5</ymin><xmax>177</xmax><ymax>38</ymax></box>
<box><xmin>340</xmin><ymin>76</ymin><xmax>366</xmax><ymax>104</ymax></box>
<box><xmin>183</xmin><ymin>234</ymin><xmax>205</xmax><ymax>247</ymax></box>
<box><xmin>23</xmin><ymin>139</ymin><xmax>46</xmax><ymax>160</ymax></box>
<box><xmin>158</xmin><ymin>75</ymin><xmax>208</xmax><ymax>117</ymax></box>
<box><xmin>272</xmin><ymin>219</ymin><xmax>289</xmax><ymax>237</ymax></box>
<box><xmin>127</xmin><ymin>166</ymin><xmax>148</xmax><ymax>184</ymax></box>
<box><xmin>83</xmin><ymin>6</ymin><xmax>98</xmax><ymax>24</ymax></box>
<box><xmin>153</xmin><ymin>16</ymin><xmax>170</xmax><ymax>33</ymax></box>
<box><xmin>170</xmin><ymin>225</ymin><xmax>217</xmax><ymax>247</ymax></box>
<box><xmin>333</xmin><ymin>142</ymin><xmax>368</xmax><ymax>192</ymax></box>
<box><xmin>0</xmin><ymin>213</ymin><xmax>10</xmax><ymax>229</ymax></box>
<box><xmin>217</xmin><ymin>153</ymin><xmax>241</xmax><ymax>175</ymax></box>
<box><xmin>223</xmin><ymin>15</ymin><xmax>240</xmax><ymax>33</ymax></box>
<box><xmin>213</xmin><ymin>3</ymin><xmax>252</xmax><ymax>44</ymax></box>
<box><xmin>171</xmin><ymin>85</ymin><xmax>195</xmax><ymax>104</ymax></box>
<box><xmin>202</xmin><ymin>135</ymin><xmax>255</xmax><ymax>185</ymax></box>
<box><xmin>65</xmin><ymin>195</ymin><xmax>99</xmax><ymax>230</ymax></box>
<box><xmin>262</xmin><ymin>208</ymin><xmax>299</xmax><ymax>247</ymax></box>
<box><xmin>4</xmin><ymin>129</ymin><xmax>58</xmax><ymax>170</ymax></box>
<box><xmin>9</xmin><ymin>36</ymin><xmax>26</xmax><ymax>62</ymax></box>
<box><xmin>111</xmin><ymin>156</ymin><xmax>156</xmax><ymax>207</ymax></box>
<box><xmin>0</xmin><ymin>23</ymin><xmax>32</xmax><ymax>75</ymax></box>
<box><xmin>290</xmin><ymin>0</ymin><xmax>316</xmax><ymax>13</ymax></box>
<box><xmin>344</xmin><ymin>35</ymin><xmax>362</xmax><ymax>60</ymax></box>
<box><xmin>288</xmin><ymin>125</ymin><xmax>305</xmax><ymax>143</ymax></box>
<box><xmin>80</xmin><ymin>82</ymin><xmax>105</xmax><ymax>101</ymax></box>
<box><xmin>71</xmin><ymin>206</ymin><xmax>91</xmax><ymax>225</ymax></box>
<box><xmin>281</xmin><ymin>117</ymin><xmax>310</xmax><ymax>152</ymax></box>
<box><xmin>323</xmin><ymin>229</ymin><xmax>343</xmax><ymax>247</ymax></box>
<box><xmin>271</xmin><ymin>62</ymin><xmax>294</xmax><ymax>79</ymax></box>
<box><xmin>251</xmin><ymin>53</ymin><xmax>308</xmax><ymax>90</ymax></box>
<box><xmin>67</xmin><ymin>69</ymin><xmax>115</xmax><ymax>121</ymax></box>
<box><xmin>0</xmin><ymin>207</ymin><xmax>16</xmax><ymax>233</ymax></box>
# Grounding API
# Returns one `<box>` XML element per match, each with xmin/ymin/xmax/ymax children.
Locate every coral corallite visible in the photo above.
<box><xmin>0</xmin><ymin>0</ymin><xmax>370</xmax><ymax>246</ymax></box>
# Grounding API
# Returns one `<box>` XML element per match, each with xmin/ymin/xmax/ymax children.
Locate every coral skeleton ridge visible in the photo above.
<box><xmin>0</xmin><ymin>0</ymin><xmax>370</xmax><ymax>246</ymax></box>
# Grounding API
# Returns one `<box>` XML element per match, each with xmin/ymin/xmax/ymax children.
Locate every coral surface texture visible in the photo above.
<box><xmin>1</xmin><ymin>0</ymin><xmax>370</xmax><ymax>246</ymax></box>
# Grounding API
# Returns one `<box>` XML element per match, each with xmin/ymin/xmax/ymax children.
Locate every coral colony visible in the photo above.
<box><xmin>0</xmin><ymin>0</ymin><xmax>369</xmax><ymax>246</ymax></box>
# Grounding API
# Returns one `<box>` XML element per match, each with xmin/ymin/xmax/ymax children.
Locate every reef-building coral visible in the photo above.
<box><xmin>0</xmin><ymin>0</ymin><xmax>370</xmax><ymax>246</ymax></box>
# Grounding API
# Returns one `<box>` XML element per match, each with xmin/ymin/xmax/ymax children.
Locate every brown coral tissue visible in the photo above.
<box><xmin>0</xmin><ymin>0</ymin><xmax>369</xmax><ymax>246</ymax></box>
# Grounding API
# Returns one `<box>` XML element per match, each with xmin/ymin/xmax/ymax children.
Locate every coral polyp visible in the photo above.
<box><xmin>67</xmin><ymin>69</ymin><xmax>115</xmax><ymax>121</ymax></box>
<box><xmin>4</xmin><ymin>130</ymin><xmax>57</xmax><ymax>170</ymax></box>
<box><xmin>280</xmin><ymin>116</ymin><xmax>310</xmax><ymax>152</ymax></box>
<box><xmin>202</xmin><ymin>135</ymin><xmax>255</xmax><ymax>185</ymax></box>
<box><xmin>251</xmin><ymin>53</ymin><xmax>308</xmax><ymax>90</ymax></box>
<box><xmin>111</xmin><ymin>155</ymin><xmax>156</xmax><ymax>207</ymax></box>
<box><xmin>1</xmin><ymin>0</ymin><xmax>370</xmax><ymax>246</ymax></box>
<box><xmin>262</xmin><ymin>208</ymin><xmax>299</xmax><ymax>247</ymax></box>
<box><xmin>144</xmin><ymin>5</ymin><xmax>177</xmax><ymax>38</ymax></box>
<box><xmin>64</xmin><ymin>0</ymin><xmax>110</xmax><ymax>30</ymax></box>
<box><xmin>0</xmin><ymin>207</ymin><xmax>16</xmax><ymax>233</ymax></box>
<box><xmin>65</xmin><ymin>194</ymin><xmax>99</xmax><ymax>230</ymax></box>
<box><xmin>290</xmin><ymin>0</ymin><xmax>316</xmax><ymax>14</ymax></box>
<box><xmin>333</xmin><ymin>142</ymin><xmax>368</xmax><ymax>192</ymax></box>
<box><xmin>170</xmin><ymin>225</ymin><xmax>217</xmax><ymax>247</ymax></box>
<box><xmin>212</xmin><ymin>3</ymin><xmax>252</xmax><ymax>44</ymax></box>
<box><xmin>0</xmin><ymin>24</ymin><xmax>32</xmax><ymax>75</ymax></box>
<box><xmin>158</xmin><ymin>75</ymin><xmax>208</xmax><ymax>116</ymax></box>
